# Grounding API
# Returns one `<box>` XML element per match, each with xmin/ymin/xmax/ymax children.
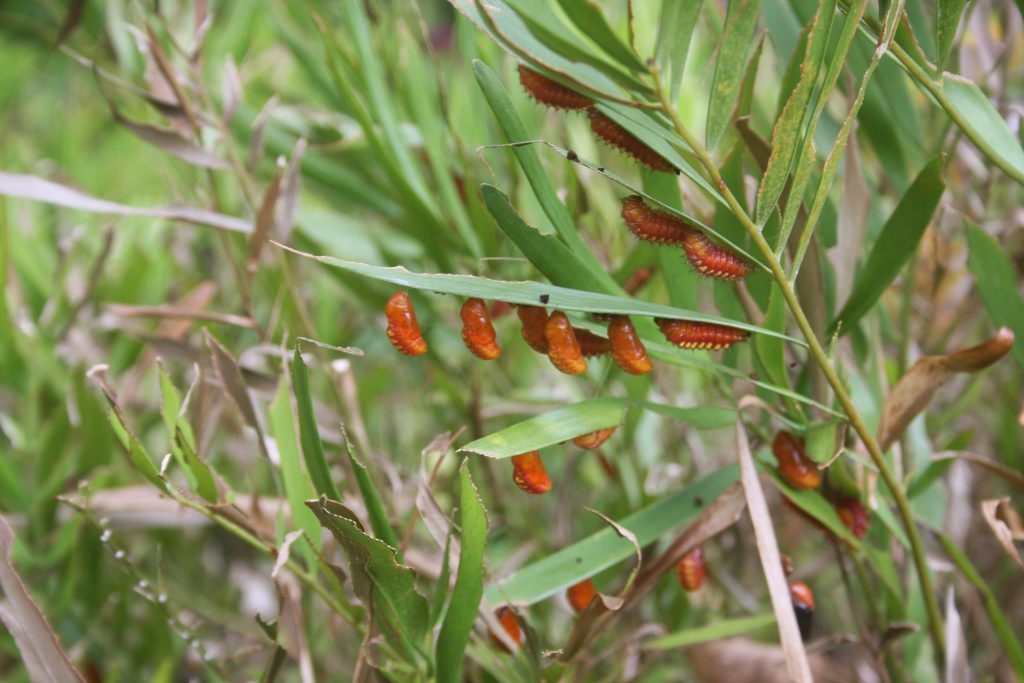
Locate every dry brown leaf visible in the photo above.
<box><xmin>877</xmin><ymin>327</ymin><xmax>1014</xmax><ymax>450</ymax></box>
<box><xmin>246</xmin><ymin>176</ymin><xmax>282</xmax><ymax>288</ymax></box>
<box><xmin>945</xmin><ymin>588</ymin><xmax>969</xmax><ymax>683</ymax></box>
<box><xmin>0</xmin><ymin>516</ymin><xmax>86</xmax><ymax>683</ymax></box>
<box><xmin>687</xmin><ymin>638</ymin><xmax>853</xmax><ymax>683</ymax></box>
<box><xmin>109</xmin><ymin>107</ymin><xmax>231</xmax><ymax>169</ymax></box>
<box><xmin>205</xmin><ymin>331</ymin><xmax>271</xmax><ymax>461</ymax></box>
<box><xmin>736</xmin><ymin>419</ymin><xmax>814</xmax><ymax>683</ymax></box>
<box><xmin>980</xmin><ymin>498</ymin><xmax>1024</xmax><ymax>570</ymax></box>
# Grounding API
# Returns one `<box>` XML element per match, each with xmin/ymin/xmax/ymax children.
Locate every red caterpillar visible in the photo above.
<box><xmin>573</xmin><ymin>426</ymin><xmax>616</xmax><ymax>449</ymax></box>
<box><xmin>789</xmin><ymin>581</ymin><xmax>815</xmax><ymax>641</ymax></box>
<box><xmin>517</xmin><ymin>305</ymin><xmax>549</xmax><ymax>354</ymax></box>
<box><xmin>460</xmin><ymin>298</ymin><xmax>501</xmax><ymax>360</ymax></box>
<box><xmin>835</xmin><ymin>498</ymin><xmax>869</xmax><ymax>539</ymax></box>
<box><xmin>771</xmin><ymin>431</ymin><xmax>821</xmax><ymax>490</ymax></box>
<box><xmin>623</xmin><ymin>267</ymin><xmax>654</xmax><ymax>295</ymax></box>
<box><xmin>518</xmin><ymin>64</ymin><xmax>593</xmax><ymax>111</ymax></box>
<box><xmin>620</xmin><ymin>195</ymin><xmax>690</xmax><ymax>245</ymax></box>
<box><xmin>656</xmin><ymin>319</ymin><xmax>749</xmax><ymax>350</ymax></box>
<box><xmin>680</xmin><ymin>231</ymin><xmax>753</xmax><ymax>280</ymax></box>
<box><xmin>608</xmin><ymin>315</ymin><xmax>652</xmax><ymax>375</ymax></box>
<box><xmin>676</xmin><ymin>546</ymin><xmax>705</xmax><ymax>591</ymax></box>
<box><xmin>574</xmin><ymin>328</ymin><xmax>611</xmax><ymax>356</ymax></box>
<box><xmin>566</xmin><ymin>578</ymin><xmax>597</xmax><ymax>613</ymax></box>
<box><xmin>546</xmin><ymin>311</ymin><xmax>588</xmax><ymax>375</ymax></box>
<box><xmin>511</xmin><ymin>450</ymin><xmax>552</xmax><ymax>494</ymax></box>
<box><xmin>385</xmin><ymin>291</ymin><xmax>427</xmax><ymax>356</ymax></box>
<box><xmin>488</xmin><ymin>606</ymin><xmax>523</xmax><ymax>652</ymax></box>
<box><xmin>587</xmin><ymin>109</ymin><xmax>676</xmax><ymax>173</ymax></box>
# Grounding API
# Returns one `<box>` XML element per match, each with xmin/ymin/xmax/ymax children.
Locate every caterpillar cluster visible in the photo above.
<box><xmin>771</xmin><ymin>431</ymin><xmax>821</xmax><ymax>490</ymax></box>
<box><xmin>656</xmin><ymin>318</ymin><xmax>750</xmax><ymax>351</ymax></box>
<box><xmin>621</xmin><ymin>196</ymin><xmax>753</xmax><ymax>280</ymax></box>
<box><xmin>511</xmin><ymin>450</ymin><xmax>552</xmax><ymax>494</ymax></box>
<box><xmin>518</xmin><ymin>65</ymin><xmax>593</xmax><ymax>111</ymax></box>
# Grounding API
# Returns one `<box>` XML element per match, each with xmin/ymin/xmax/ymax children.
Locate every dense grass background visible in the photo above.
<box><xmin>0</xmin><ymin>1</ymin><xmax>1022</xmax><ymax>681</ymax></box>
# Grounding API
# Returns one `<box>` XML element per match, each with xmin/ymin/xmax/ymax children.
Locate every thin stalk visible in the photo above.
<box><xmin>650</xmin><ymin>69</ymin><xmax>946</xmax><ymax>661</ymax></box>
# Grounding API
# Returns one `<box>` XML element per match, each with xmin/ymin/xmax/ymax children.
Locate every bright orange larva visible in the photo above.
<box><xmin>488</xmin><ymin>606</ymin><xmax>523</xmax><ymax>652</ymax></box>
<box><xmin>789</xmin><ymin>581</ymin><xmax>815</xmax><ymax>641</ymax></box>
<box><xmin>675</xmin><ymin>546</ymin><xmax>705</xmax><ymax>591</ymax></box>
<box><xmin>608</xmin><ymin>315</ymin><xmax>652</xmax><ymax>375</ymax></box>
<box><xmin>511</xmin><ymin>450</ymin><xmax>553</xmax><ymax>494</ymax></box>
<box><xmin>680</xmin><ymin>231</ymin><xmax>753</xmax><ymax>280</ymax></box>
<box><xmin>620</xmin><ymin>195</ymin><xmax>690</xmax><ymax>245</ymax></box>
<box><xmin>656</xmin><ymin>318</ymin><xmax>749</xmax><ymax>350</ymax></box>
<box><xmin>771</xmin><ymin>431</ymin><xmax>822</xmax><ymax>490</ymax></box>
<box><xmin>566</xmin><ymin>578</ymin><xmax>597</xmax><ymax>613</ymax></box>
<box><xmin>460</xmin><ymin>298</ymin><xmax>501</xmax><ymax>360</ymax></box>
<box><xmin>545</xmin><ymin>311</ymin><xmax>587</xmax><ymax>375</ymax></box>
<box><xmin>518</xmin><ymin>64</ymin><xmax>593</xmax><ymax>111</ymax></box>
<box><xmin>574</xmin><ymin>328</ymin><xmax>611</xmax><ymax>357</ymax></box>
<box><xmin>587</xmin><ymin>109</ymin><xmax>676</xmax><ymax>173</ymax></box>
<box><xmin>517</xmin><ymin>305</ymin><xmax>549</xmax><ymax>354</ymax></box>
<box><xmin>385</xmin><ymin>291</ymin><xmax>427</xmax><ymax>356</ymax></box>
<box><xmin>573</xmin><ymin>426</ymin><xmax>616</xmax><ymax>450</ymax></box>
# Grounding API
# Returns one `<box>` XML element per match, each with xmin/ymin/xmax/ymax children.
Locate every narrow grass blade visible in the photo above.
<box><xmin>706</xmin><ymin>0</ymin><xmax>760</xmax><ymax>149</ymax></box>
<box><xmin>291</xmin><ymin>348</ymin><xmax>341</xmax><ymax>501</ymax></box>
<box><xmin>965</xmin><ymin>223</ymin><xmax>1024</xmax><ymax>368</ymax></box>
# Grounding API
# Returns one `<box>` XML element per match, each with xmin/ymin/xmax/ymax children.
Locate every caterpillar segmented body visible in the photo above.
<box><xmin>460</xmin><ymin>298</ymin><xmax>501</xmax><ymax>360</ymax></box>
<box><xmin>676</xmin><ymin>546</ymin><xmax>705</xmax><ymax>591</ymax></box>
<box><xmin>545</xmin><ymin>311</ymin><xmax>587</xmax><ymax>375</ymax></box>
<box><xmin>656</xmin><ymin>319</ymin><xmax>749</xmax><ymax>350</ymax></box>
<box><xmin>680</xmin><ymin>231</ymin><xmax>753</xmax><ymax>280</ymax></box>
<box><xmin>771</xmin><ymin>431</ymin><xmax>822</xmax><ymax>490</ymax></box>
<box><xmin>517</xmin><ymin>305</ymin><xmax>549</xmax><ymax>354</ymax></box>
<box><xmin>511</xmin><ymin>451</ymin><xmax>552</xmax><ymax>494</ymax></box>
<box><xmin>620</xmin><ymin>195</ymin><xmax>690</xmax><ymax>245</ymax></box>
<box><xmin>566</xmin><ymin>578</ymin><xmax>597</xmax><ymax>613</ymax></box>
<box><xmin>385</xmin><ymin>291</ymin><xmax>427</xmax><ymax>356</ymax></box>
<box><xmin>489</xmin><ymin>607</ymin><xmax>523</xmax><ymax>652</ymax></box>
<box><xmin>789</xmin><ymin>581</ymin><xmax>815</xmax><ymax>641</ymax></box>
<box><xmin>574</xmin><ymin>328</ymin><xmax>611</xmax><ymax>357</ymax></box>
<box><xmin>588</xmin><ymin>109</ymin><xmax>676</xmax><ymax>173</ymax></box>
<box><xmin>573</xmin><ymin>427</ymin><xmax>615</xmax><ymax>449</ymax></box>
<box><xmin>518</xmin><ymin>65</ymin><xmax>593</xmax><ymax>111</ymax></box>
<box><xmin>608</xmin><ymin>315</ymin><xmax>652</xmax><ymax>375</ymax></box>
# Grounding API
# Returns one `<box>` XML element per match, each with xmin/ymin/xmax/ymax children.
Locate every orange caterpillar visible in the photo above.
<box><xmin>573</xmin><ymin>426</ymin><xmax>615</xmax><ymax>450</ymax></box>
<box><xmin>836</xmin><ymin>498</ymin><xmax>869</xmax><ymax>538</ymax></box>
<box><xmin>680</xmin><ymin>231</ymin><xmax>753</xmax><ymax>280</ymax></box>
<box><xmin>587</xmin><ymin>109</ymin><xmax>676</xmax><ymax>173</ymax></box>
<box><xmin>676</xmin><ymin>546</ymin><xmax>705</xmax><ymax>591</ymax></box>
<box><xmin>385</xmin><ymin>291</ymin><xmax>427</xmax><ymax>356</ymax></box>
<box><xmin>789</xmin><ymin>581</ymin><xmax>815</xmax><ymax>641</ymax></box>
<box><xmin>656</xmin><ymin>319</ymin><xmax>749</xmax><ymax>350</ymax></box>
<box><xmin>574</xmin><ymin>328</ymin><xmax>611</xmax><ymax>357</ymax></box>
<box><xmin>545</xmin><ymin>311</ymin><xmax>587</xmax><ymax>375</ymax></box>
<box><xmin>511</xmin><ymin>451</ymin><xmax>552</xmax><ymax>494</ymax></box>
<box><xmin>518</xmin><ymin>64</ymin><xmax>593</xmax><ymax>111</ymax></box>
<box><xmin>608</xmin><ymin>315</ymin><xmax>652</xmax><ymax>375</ymax></box>
<box><xmin>460</xmin><ymin>298</ymin><xmax>501</xmax><ymax>360</ymax></box>
<box><xmin>771</xmin><ymin>431</ymin><xmax>821</xmax><ymax>490</ymax></box>
<box><xmin>488</xmin><ymin>606</ymin><xmax>523</xmax><ymax>652</ymax></box>
<box><xmin>620</xmin><ymin>195</ymin><xmax>690</xmax><ymax>245</ymax></box>
<box><xmin>566</xmin><ymin>578</ymin><xmax>597</xmax><ymax>613</ymax></box>
<box><xmin>517</xmin><ymin>305</ymin><xmax>549</xmax><ymax>354</ymax></box>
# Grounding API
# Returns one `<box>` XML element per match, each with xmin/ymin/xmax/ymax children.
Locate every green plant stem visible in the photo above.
<box><xmin>650</xmin><ymin>71</ymin><xmax>946</xmax><ymax>661</ymax></box>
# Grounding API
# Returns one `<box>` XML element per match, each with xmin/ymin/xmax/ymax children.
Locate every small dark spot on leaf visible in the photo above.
<box><xmin>539</xmin><ymin>294</ymin><xmax>550</xmax><ymax>304</ymax></box>
<box><xmin>597</xmin><ymin>167</ymin><xmax>605</xmax><ymax>172</ymax></box>
<box><xmin>693</xmin><ymin>496</ymin><xmax>704</xmax><ymax>507</ymax></box>
<box><xmin>567</xmin><ymin>150</ymin><xmax>579</xmax><ymax>162</ymax></box>
<box><xmin>748</xmin><ymin>372</ymin><xmax>759</xmax><ymax>381</ymax></box>
<box><xmin>576</xmin><ymin>557</ymin><xmax>582</xmax><ymax>563</ymax></box>
<box><xmin>789</xmin><ymin>362</ymin><xmax>798</xmax><ymax>369</ymax></box>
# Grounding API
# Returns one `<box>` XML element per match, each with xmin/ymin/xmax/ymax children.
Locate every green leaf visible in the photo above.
<box><xmin>102</xmin><ymin>400</ymin><xmax>165</xmax><ymax>491</ymax></box>
<box><xmin>655</xmin><ymin>0</ymin><xmax>705</xmax><ymax>102</ymax></box>
<box><xmin>343</xmin><ymin>429</ymin><xmax>400</xmax><ymax>552</ymax></box>
<box><xmin>760</xmin><ymin>456</ymin><xmax>861</xmax><ymax>548</ymax></box>
<box><xmin>706</xmin><ymin>0</ymin><xmax>760</xmax><ymax>149</ymax></box>
<box><xmin>308</xmin><ymin>498</ymin><xmax>429</xmax><ymax>657</ymax></box>
<box><xmin>832</xmin><ymin>155</ymin><xmax>945</xmax><ymax>335</ymax></box>
<box><xmin>483</xmin><ymin>465</ymin><xmax>738</xmax><ymax>604</ymax></box>
<box><xmin>277</xmin><ymin>245</ymin><xmax>797</xmax><ymax>344</ymax></box>
<box><xmin>436</xmin><ymin>462</ymin><xmax>488</xmax><ymax>683</ymax></box>
<box><xmin>291</xmin><ymin>347</ymin><xmax>341</xmax><ymax>501</ymax></box>
<box><xmin>939</xmin><ymin>76</ymin><xmax>1024</xmax><ymax>185</ymax></box>
<box><xmin>647</xmin><ymin>613</ymin><xmax>776</xmax><ymax>649</ymax></box>
<box><xmin>755</xmin><ymin>286</ymin><xmax>790</xmax><ymax>390</ymax></box>
<box><xmin>966</xmin><ymin>223</ymin><xmax>1024</xmax><ymax>368</ymax></box>
<box><xmin>935</xmin><ymin>0</ymin><xmax>968</xmax><ymax>71</ymax></box>
<box><xmin>554</xmin><ymin>0</ymin><xmax>646</xmax><ymax>72</ymax></box>
<box><xmin>173</xmin><ymin>428</ymin><xmax>219</xmax><ymax>505</ymax></box>
<box><xmin>267</xmin><ymin>379</ymin><xmax>321</xmax><ymax>555</ymax></box>
<box><xmin>804</xmin><ymin>421</ymin><xmax>842</xmax><ymax>465</ymax></box>
<box><xmin>460</xmin><ymin>398</ymin><xmax>734</xmax><ymax>458</ymax></box>
<box><xmin>430</xmin><ymin>531</ymin><xmax>454</xmax><ymax>628</ymax></box>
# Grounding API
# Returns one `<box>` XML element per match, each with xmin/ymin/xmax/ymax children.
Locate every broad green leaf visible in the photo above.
<box><xmin>484</xmin><ymin>465</ymin><xmax>739</xmax><ymax>604</ymax></box>
<box><xmin>655</xmin><ymin>0</ymin><xmax>705</xmax><ymax>102</ymax></box>
<box><xmin>343</xmin><ymin>429</ymin><xmax>400</xmax><ymax>552</ymax></box>
<box><xmin>308</xmin><ymin>498</ymin><xmax>429</xmax><ymax>658</ymax></box>
<box><xmin>430</xmin><ymin>531</ymin><xmax>454</xmax><ymax>628</ymax></box>
<box><xmin>832</xmin><ymin>155</ymin><xmax>945</xmax><ymax>335</ymax></box>
<box><xmin>174</xmin><ymin>428</ymin><xmax>219</xmax><ymax>505</ymax></box>
<box><xmin>756</xmin><ymin>1</ymin><xmax>834</xmax><ymax>225</ymax></box>
<box><xmin>277</xmin><ymin>245</ymin><xmax>799</xmax><ymax>343</ymax></box>
<box><xmin>706</xmin><ymin>0</ymin><xmax>760</xmax><ymax>149</ymax></box>
<box><xmin>935</xmin><ymin>0</ymin><xmax>968</xmax><ymax>71</ymax></box>
<box><xmin>101</xmin><ymin>399</ymin><xmax>164</xmax><ymax>491</ymax></box>
<box><xmin>436</xmin><ymin>462</ymin><xmax>488</xmax><ymax>683</ymax></box>
<box><xmin>268</xmin><ymin>379</ymin><xmax>321</xmax><ymax>557</ymax></box>
<box><xmin>554</xmin><ymin>0</ymin><xmax>646</xmax><ymax>72</ymax></box>
<box><xmin>460</xmin><ymin>398</ymin><xmax>734</xmax><ymax>458</ymax></box>
<box><xmin>157</xmin><ymin>365</ymin><xmax>199</xmax><ymax>492</ymax></box>
<box><xmin>965</xmin><ymin>223</ymin><xmax>1024</xmax><ymax>368</ymax></box>
<box><xmin>940</xmin><ymin>76</ymin><xmax>1024</xmax><ymax>185</ymax></box>
<box><xmin>755</xmin><ymin>286</ymin><xmax>790</xmax><ymax>390</ymax></box>
<box><xmin>291</xmin><ymin>347</ymin><xmax>342</xmax><ymax>501</ymax></box>
<box><xmin>804</xmin><ymin>420</ymin><xmax>842</xmax><ymax>464</ymax></box>
<box><xmin>647</xmin><ymin>613</ymin><xmax>776</xmax><ymax>649</ymax></box>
